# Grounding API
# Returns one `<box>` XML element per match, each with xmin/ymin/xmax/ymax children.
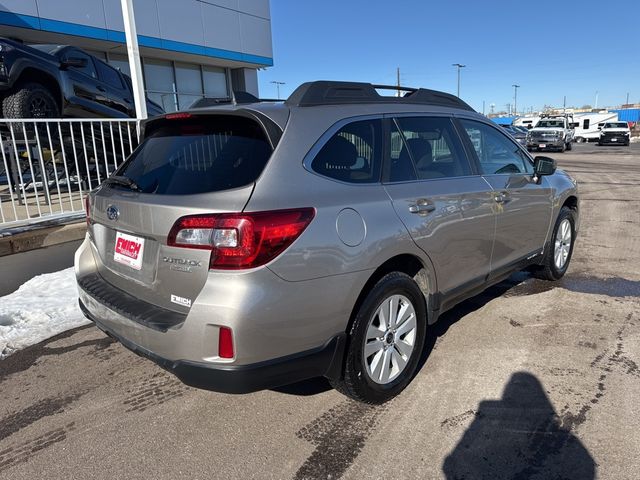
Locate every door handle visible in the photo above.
<box><xmin>409</xmin><ymin>199</ymin><xmax>436</xmax><ymax>214</ymax></box>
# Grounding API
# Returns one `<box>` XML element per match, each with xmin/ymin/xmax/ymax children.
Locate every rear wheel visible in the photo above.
<box><xmin>331</xmin><ymin>272</ymin><xmax>427</xmax><ymax>404</ymax></box>
<box><xmin>531</xmin><ymin>206</ymin><xmax>576</xmax><ymax>281</ymax></box>
<box><xmin>2</xmin><ymin>82</ymin><xmax>60</xmax><ymax>119</ymax></box>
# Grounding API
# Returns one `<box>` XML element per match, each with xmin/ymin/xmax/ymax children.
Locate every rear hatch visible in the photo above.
<box><xmin>87</xmin><ymin>112</ymin><xmax>277</xmax><ymax>313</ymax></box>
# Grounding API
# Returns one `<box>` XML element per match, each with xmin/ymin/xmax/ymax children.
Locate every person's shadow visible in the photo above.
<box><xmin>442</xmin><ymin>372</ymin><xmax>595</xmax><ymax>480</ymax></box>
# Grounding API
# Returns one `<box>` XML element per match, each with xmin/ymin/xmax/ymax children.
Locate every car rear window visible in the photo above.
<box><xmin>116</xmin><ymin>116</ymin><xmax>272</xmax><ymax>195</ymax></box>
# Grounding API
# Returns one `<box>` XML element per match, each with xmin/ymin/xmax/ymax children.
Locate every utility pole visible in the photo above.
<box><xmin>270</xmin><ymin>81</ymin><xmax>285</xmax><ymax>100</ymax></box>
<box><xmin>482</xmin><ymin>100</ymin><xmax>485</xmax><ymax>115</ymax></box>
<box><xmin>512</xmin><ymin>84</ymin><xmax>520</xmax><ymax>116</ymax></box>
<box><xmin>595</xmin><ymin>91</ymin><xmax>599</xmax><ymax>110</ymax></box>
<box><xmin>506</xmin><ymin>103</ymin><xmax>511</xmax><ymax>115</ymax></box>
<box><xmin>452</xmin><ymin>63</ymin><xmax>465</xmax><ymax>97</ymax></box>
<box><xmin>121</xmin><ymin>0</ymin><xmax>147</xmax><ymax>119</ymax></box>
<box><xmin>397</xmin><ymin>67</ymin><xmax>401</xmax><ymax>97</ymax></box>
<box><xmin>563</xmin><ymin>95</ymin><xmax>566</xmax><ymax>114</ymax></box>
<box><xmin>626</xmin><ymin>92</ymin><xmax>630</xmax><ymax>106</ymax></box>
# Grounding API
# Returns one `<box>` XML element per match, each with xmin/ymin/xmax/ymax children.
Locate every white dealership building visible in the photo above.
<box><xmin>0</xmin><ymin>0</ymin><xmax>273</xmax><ymax>111</ymax></box>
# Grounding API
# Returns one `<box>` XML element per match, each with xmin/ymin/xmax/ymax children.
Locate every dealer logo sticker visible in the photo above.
<box><xmin>171</xmin><ymin>294</ymin><xmax>192</xmax><ymax>307</ymax></box>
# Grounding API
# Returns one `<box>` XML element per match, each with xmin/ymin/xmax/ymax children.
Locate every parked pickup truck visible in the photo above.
<box><xmin>526</xmin><ymin>114</ymin><xmax>575</xmax><ymax>152</ymax></box>
<box><xmin>0</xmin><ymin>38</ymin><xmax>163</xmax><ymax>118</ymax></box>
<box><xmin>598</xmin><ymin>121</ymin><xmax>631</xmax><ymax>146</ymax></box>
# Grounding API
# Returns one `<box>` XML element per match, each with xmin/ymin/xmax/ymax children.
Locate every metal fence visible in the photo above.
<box><xmin>0</xmin><ymin>119</ymin><xmax>139</xmax><ymax>230</ymax></box>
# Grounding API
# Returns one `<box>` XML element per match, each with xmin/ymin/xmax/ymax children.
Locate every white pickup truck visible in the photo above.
<box><xmin>526</xmin><ymin>114</ymin><xmax>575</xmax><ymax>152</ymax></box>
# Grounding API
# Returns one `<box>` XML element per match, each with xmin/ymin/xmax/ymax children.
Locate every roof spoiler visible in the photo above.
<box><xmin>190</xmin><ymin>91</ymin><xmax>282</xmax><ymax>108</ymax></box>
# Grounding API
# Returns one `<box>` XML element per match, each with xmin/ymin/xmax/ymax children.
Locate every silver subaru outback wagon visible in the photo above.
<box><xmin>75</xmin><ymin>81</ymin><xmax>579</xmax><ymax>403</ymax></box>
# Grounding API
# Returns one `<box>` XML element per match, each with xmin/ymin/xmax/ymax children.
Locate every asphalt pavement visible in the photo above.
<box><xmin>1</xmin><ymin>142</ymin><xmax>639</xmax><ymax>479</ymax></box>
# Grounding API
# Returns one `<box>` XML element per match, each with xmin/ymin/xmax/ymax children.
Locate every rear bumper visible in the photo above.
<box><xmin>80</xmin><ymin>299</ymin><xmax>345</xmax><ymax>393</ymax></box>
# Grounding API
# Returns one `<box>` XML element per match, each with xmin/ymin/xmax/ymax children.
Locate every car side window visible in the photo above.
<box><xmin>311</xmin><ymin>119</ymin><xmax>382</xmax><ymax>183</ymax></box>
<box><xmin>95</xmin><ymin>60</ymin><xmax>124</xmax><ymax>89</ymax></box>
<box><xmin>459</xmin><ymin>119</ymin><xmax>533</xmax><ymax>175</ymax></box>
<box><xmin>64</xmin><ymin>50</ymin><xmax>97</xmax><ymax>79</ymax></box>
<box><xmin>392</xmin><ymin>116</ymin><xmax>472</xmax><ymax>181</ymax></box>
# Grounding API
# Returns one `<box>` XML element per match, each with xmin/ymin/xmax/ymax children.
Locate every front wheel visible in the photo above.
<box><xmin>2</xmin><ymin>82</ymin><xmax>60</xmax><ymax>118</ymax></box>
<box><xmin>531</xmin><ymin>206</ymin><xmax>576</xmax><ymax>281</ymax></box>
<box><xmin>331</xmin><ymin>272</ymin><xmax>427</xmax><ymax>404</ymax></box>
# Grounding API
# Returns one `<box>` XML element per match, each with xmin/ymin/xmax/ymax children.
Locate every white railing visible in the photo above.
<box><xmin>0</xmin><ymin>119</ymin><xmax>140</xmax><ymax>230</ymax></box>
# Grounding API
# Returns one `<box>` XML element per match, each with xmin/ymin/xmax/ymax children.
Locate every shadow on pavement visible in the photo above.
<box><xmin>442</xmin><ymin>372</ymin><xmax>595</xmax><ymax>479</ymax></box>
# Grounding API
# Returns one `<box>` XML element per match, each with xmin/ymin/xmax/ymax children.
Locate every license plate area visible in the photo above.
<box><xmin>114</xmin><ymin>231</ymin><xmax>145</xmax><ymax>270</ymax></box>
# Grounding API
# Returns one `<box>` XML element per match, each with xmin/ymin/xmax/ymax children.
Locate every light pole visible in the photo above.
<box><xmin>121</xmin><ymin>0</ymin><xmax>147</xmax><ymax>119</ymax></box>
<box><xmin>270</xmin><ymin>81</ymin><xmax>285</xmax><ymax>100</ymax></box>
<box><xmin>512</xmin><ymin>84</ymin><xmax>520</xmax><ymax>116</ymax></box>
<box><xmin>452</xmin><ymin>63</ymin><xmax>466</xmax><ymax>97</ymax></box>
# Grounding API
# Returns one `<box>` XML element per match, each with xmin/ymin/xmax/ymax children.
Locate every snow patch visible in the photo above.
<box><xmin>0</xmin><ymin>267</ymin><xmax>89</xmax><ymax>360</ymax></box>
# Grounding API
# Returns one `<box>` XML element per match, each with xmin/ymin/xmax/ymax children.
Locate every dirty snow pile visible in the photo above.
<box><xmin>0</xmin><ymin>267</ymin><xmax>89</xmax><ymax>359</ymax></box>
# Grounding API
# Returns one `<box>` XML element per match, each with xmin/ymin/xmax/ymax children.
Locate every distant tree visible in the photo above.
<box><xmin>581</xmin><ymin>104</ymin><xmax>592</xmax><ymax>109</ymax></box>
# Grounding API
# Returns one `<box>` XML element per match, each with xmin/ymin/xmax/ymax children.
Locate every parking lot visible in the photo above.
<box><xmin>0</xmin><ymin>142</ymin><xmax>639</xmax><ymax>479</ymax></box>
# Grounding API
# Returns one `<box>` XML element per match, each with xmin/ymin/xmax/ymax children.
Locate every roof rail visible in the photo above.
<box><xmin>284</xmin><ymin>81</ymin><xmax>475</xmax><ymax>111</ymax></box>
<box><xmin>540</xmin><ymin>113</ymin><xmax>574</xmax><ymax>118</ymax></box>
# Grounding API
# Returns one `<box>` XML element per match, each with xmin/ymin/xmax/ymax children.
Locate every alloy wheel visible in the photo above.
<box><xmin>554</xmin><ymin>218</ymin><xmax>572</xmax><ymax>269</ymax></box>
<box><xmin>363</xmin><ymin>294</ymin><xmax>417</xmax><ymax>385</ymax></box>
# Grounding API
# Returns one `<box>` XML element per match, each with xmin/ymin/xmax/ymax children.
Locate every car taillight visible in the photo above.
<box><xmin>218</xmin><ymin>327</ymin><xmax>234</xmax><ymax>359</ymax></box>
<box><xmin>84</xmin><ymin>195</ymin><xmax>91</xmax><ymax>226</ymax></box>
<box><xmin>167</xmin><ymin>208</ymin><xmax>315</xmax><ymax>269</ymax></box>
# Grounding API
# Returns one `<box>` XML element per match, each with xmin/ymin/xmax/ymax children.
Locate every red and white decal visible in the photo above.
<box><xmin>114</xmin><ymin>231</ymin><xmax>145</xmax><ymax>270</ymax></box>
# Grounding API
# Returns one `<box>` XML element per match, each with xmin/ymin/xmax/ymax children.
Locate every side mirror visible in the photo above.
<box><xmin>61</xmin><ymin>56</ymin><xmax>88</xmax><ymax>69</ymax></box>
<box><xmin>533</xmin><ymin>156</ymin><xmax>556</xmax><ymax>182</ymax></box>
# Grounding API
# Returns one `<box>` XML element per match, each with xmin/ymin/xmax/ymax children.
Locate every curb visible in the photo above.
<box><xmin>0</xmin><ymin>221</ymin><xmax>86</xmax><ymax>257</ymax></box>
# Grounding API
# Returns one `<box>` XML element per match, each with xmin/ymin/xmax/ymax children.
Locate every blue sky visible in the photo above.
<box><xmin>258</xmin><ymin>0</ymin><xmax>639</xmax><ymax>113</ymax></box>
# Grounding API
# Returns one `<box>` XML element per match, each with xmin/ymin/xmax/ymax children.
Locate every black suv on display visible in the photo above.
<box><xmin>0</xmin><ymin>38</ymin><xmax>163</xmax><ymax>118</ymax></box>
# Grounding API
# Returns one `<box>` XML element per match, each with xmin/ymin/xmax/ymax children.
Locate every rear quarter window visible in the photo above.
<box><xmin>311</xmin><ymin>119</ymin><xmax>382</xmax><ymax>183</ymax></box>
<box><xmin>116</xmin><ymin>116</ymin><xmax>272</xmax><ymax>195</ymax></box>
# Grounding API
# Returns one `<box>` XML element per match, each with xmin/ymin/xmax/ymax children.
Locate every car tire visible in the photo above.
<box><xmin>575</xmin><ymin>137</ymin><xmax>584</xmax><ymax>143</ymax></box>
<box><xmin>2</xmin><ymin>82</ymin><xmax>60</xmax><ymax>119</ymax></box>
<box><xmin>330</xmin><ymin>272</ymin><xmax>427</xmax><ymax>404</ymax></box>
<box><xmin>531</xmin><ymin>206</ymin><xmax>576</xmax><ymax>281</ymax></box>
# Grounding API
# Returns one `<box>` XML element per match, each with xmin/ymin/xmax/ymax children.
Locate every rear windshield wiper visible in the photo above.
<box><xmin>102</xmin><ymin>175</ymin><xmax>141</xmax><ymax>192</ymax></box>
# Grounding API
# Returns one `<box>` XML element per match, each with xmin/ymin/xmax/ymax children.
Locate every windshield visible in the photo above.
<box><xmin>28</xmin><ymin>44</ymin><xmax>64</xmax><ymax>55</ymax></box>
<box><xmin>535</xmin><ymin>120</ymin><xmax>564</xmax><ymax>128</ymax></box>
<box><xmin>605</xmin><ymin>122</ymin><xmax>628</xmax><ymax>128</ymax></box>
<box><xmin>116</xmin><ymin>116</ymin><xmax>273</xmax><ymax>195</ymax></box>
